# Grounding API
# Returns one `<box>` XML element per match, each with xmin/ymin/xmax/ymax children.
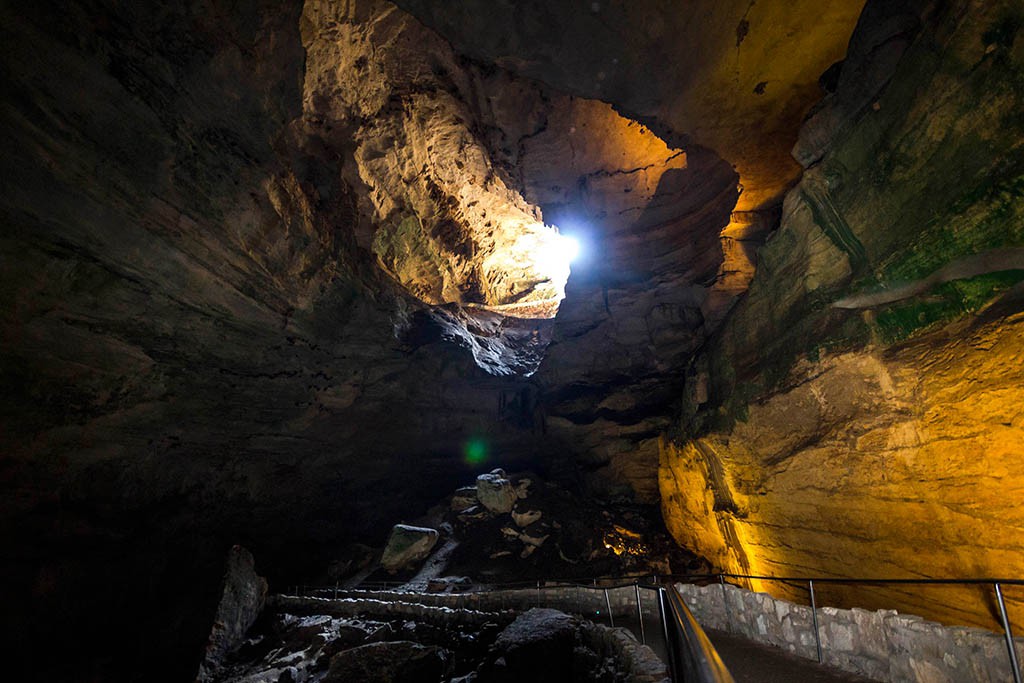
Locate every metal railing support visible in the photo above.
<box><xmin>719</xmin><ymin>574</ymin><xmax>731</xmax><ymax>631</ymax></box>
<box><xmin>809</xmin><ymin>579</ymin><xmax>823</xmax><ymax>663</ymax></box>
<box><xmin>604</xmin><ymin>588</ymin><xmax>615</xmax><ymax>627</ymax></box>
<box><xmin>635</xmin><ymin>582</ymin><xmax>646</xmax><ymax>644</ymax></box>
<box><xmin>657</xmin><ymin>587</ymin><xmax>676</xmax><ymax>681</ymax></box>
<box><xmin>995</xmin><ymin>582</ymin><xmax>1022</xmax><ymax>683</ymax></box>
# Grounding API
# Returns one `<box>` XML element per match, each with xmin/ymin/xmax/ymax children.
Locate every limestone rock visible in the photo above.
<box><xmin>487</xmin><ymin>608</ymin><xmax>577</xmax><ymax>681</ymax></box>
<box><xmin>393</xmin><ymin>0</ymin><xmax>865</xmax><ymax>211</ymax></box>
<box><xmin>511</xmin><ymin>509</ymin><xmax>542</xmax><ymax>528</ymax></box>
<box><xmin>324</xmin><ymin>641</ymin><xmax>446</xmax><ymax>683</ymax></box>
<box><xmin>195</xmin><ymin>545</ymin><xmax>268</xmax><ymax>682</ymax></box>
<box><xmin>476</xmin><ymin>473</ymin><xmax>517</xmax><ymax>514</ymax></box>
<box><xmin>457</xmin><ymin>505</ymin><xmax>491</xmax><ymax>524</ymax></box>
<box><xmin>660</xmin><ymin>0</ymin><xmax>1024</xmax><ymax>632</ymax></box>
<box><xmin>380</xmin><ymin>525</ymin><xmax>440</xmax><ymax>573</ymax></box>
<box><xmin>519</xmin><ymin>531</ymin><xmax>549</xmax><ymax>548</ymax></box>
<box><xmin>450</xmin><ymin>486</ymin><xmax>478</xmax><ymax>511</ymax></box>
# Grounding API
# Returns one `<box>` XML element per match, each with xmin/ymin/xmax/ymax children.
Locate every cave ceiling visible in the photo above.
<box><xmin>0</xmin><ymin>0</ymin><xmax>869</xmax><ymax>582</ymax></box>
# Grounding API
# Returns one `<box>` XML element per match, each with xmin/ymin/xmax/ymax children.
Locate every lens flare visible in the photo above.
<box><xmin>463</xmin><ymin>438</ymin><xmax>488</xmax><ymax>465</ymax></box>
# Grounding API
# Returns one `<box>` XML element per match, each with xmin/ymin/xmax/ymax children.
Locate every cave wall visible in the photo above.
<box><xmin>4</xmin><ymin>0</ymin><xmax>1024</xmax><ymax>677</ymax></box>
<box><xmin>0</xmin><ymin>1</ymin><xmax>558</xmax><ymax>678</ymax></box>
<box><xmin>0</xmin><ymin>0</ymin><xmax>763</xmax><ymax>677</ymax></box>
<box><xmin>660</xmin><ymin>0</ymin><xmax>1024</xmax><ymax>630</ymax></box>
<box><xmin>392</xmin><ymin>0</ymin><xmax>867</xmax><ymax>213</ymax></box>
<box><xmin>388</xmin><ymin>0</ymin><xmax>872</xmax><ymax>503</ymax></box>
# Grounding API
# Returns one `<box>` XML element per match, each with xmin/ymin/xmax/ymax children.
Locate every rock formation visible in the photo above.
<box><xmin>659</xmin><ymin>0</ymin><xmax>1024</xmax><ymax>631</ymax></box>
<box><xmin>381</xmin><ymin>524</ymin><xmax>441</xmax><ymax>573</ymax></box>
<box><xmin>196</xmin><ymin>546</ymin><xmax>269</xmax><ymax>682</ymax></box>
<box><xmin>2</xmin><ymin>0</ymin><xmax>1023</xmax><ymax>679</ymax></box>
<box><xmin>203</xmin><ymin>596</ymin><xmax>668</xmax><ymax>682</ymax></box>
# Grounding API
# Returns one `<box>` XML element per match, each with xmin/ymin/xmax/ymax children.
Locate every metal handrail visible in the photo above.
<box><xmin>659</xmin><ymin>584</ymin><xmax>735</xmax><ymax>683</ymax></box>
<box><xmin>307</xmin><ymin>572</ymin><xmax>1024</xmax><ymax>593</ymax></box>
<box><xmin>293</xmin><ymin>572</ymin><xmax>1023</xmax><ymax>683</ymax></box>
<box><xmin>707</xmin><ymin>572</ymin><xmax>1024</xmax><ymax>586</ymax></box>
<box><xmin>300</xmin><ymin>578</ymin><xmax>733</xmax><ymax>683</ymax></box>
<box><xmin>669</xmin><ymin>573</ymin><xmax>1021</xmax><ymax>683</ymax></box>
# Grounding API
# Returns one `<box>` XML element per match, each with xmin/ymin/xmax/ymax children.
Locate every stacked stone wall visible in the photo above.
<box><xmin>677</xmin><ymin>582</ymin><xmax>1024</xmax><ymax>683</ymax></box>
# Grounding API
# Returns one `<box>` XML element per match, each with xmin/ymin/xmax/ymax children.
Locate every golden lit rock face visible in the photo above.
<box><xmin>302</xmin><ymin>0</ymin><xmax>575</xmax><ymax>314</ymax></box>
<box><xmin>300</xmin><ymin>0</ymin><xmax>721</xmax><ymax>321</ymax></box>
<box><xmin>661</xmin><ymin>312</ymin><xmax>1024</xmax><ymax>630</ymax></box>
<box><xmin>392</xmin><ymin>0</ymin><xmax>866</xmax><ymax>213</ymax></box>
<box><xmin>662</xmin><ymin>0</ymin><xmax>1024</xmax><ymax>631</ymax></box>
<box><xmin>519</xmin><ymin>98</ymin><xmax>689</xmax><ymax>238</ymax></box>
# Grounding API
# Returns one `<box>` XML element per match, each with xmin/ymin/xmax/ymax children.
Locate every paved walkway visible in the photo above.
<box><xmin>706</xmin><ymin>629</ymin><xmax>878</xmax><ymax>683</ymax></box>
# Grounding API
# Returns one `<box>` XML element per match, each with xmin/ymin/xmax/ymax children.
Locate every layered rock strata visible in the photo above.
<box><xmin>661</xmin><ymin>0</ymin><xmax>1024</xmax><ymax>630</ymax></box>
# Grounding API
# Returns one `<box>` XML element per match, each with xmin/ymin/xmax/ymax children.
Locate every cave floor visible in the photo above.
<box><xmin>706</xmin><ymin>629</ymin><xmax>877</xmax><ymax>683</ymax></box>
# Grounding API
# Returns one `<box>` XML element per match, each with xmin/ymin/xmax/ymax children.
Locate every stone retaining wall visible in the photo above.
<box><xmin>305</xmin><ymin>584</ymin><xmax>660</xmax><ymax>625</ymax></box>
<box><xmin>273</xmin><ymin>590</ymin><xmax>668</xmax><ymax>682</ymax></box>
<box><xmin>579</xmin><ymin>621</ymin><xmax>670</xmax><ymax>683</ymax></box>
<box><xmin>271</xmin><ymin>595</ymin><xmax>512</xmax><ymax>627</ymax></box>
<box><xmin>676</xmin><ymin>582</ymin><xmax>1024</xmax><ymax>683</ymax></box>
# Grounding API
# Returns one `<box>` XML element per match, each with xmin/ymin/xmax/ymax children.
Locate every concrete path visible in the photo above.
<box><xmin>707</xmin><ymin>629</ymin><xmax>878</xmax><ymax>683</ymax></box>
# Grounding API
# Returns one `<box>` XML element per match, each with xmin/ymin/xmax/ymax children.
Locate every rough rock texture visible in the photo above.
<box><xmin>196</xmin><ymin>546</ymin><xmax>269</xmax><ymax>682</ymax></box>
<box><xmin>392</xmin><ymin>0</ymin><xmax>866</xmax><ymax>212</ymax></box>
<box><xmin>661</xmin><ymin>0</ymin><xmax>1024</xmax><ymax>631</ymax></box>
<box><xmin>325</xmin><ymin>640</ymin><xmax>446</xmax><ymax>683</ymax></box>
<box><xmin>375</xmin><ymin>0</ymin><xmax>874</xmax><ymax>502</ymax></box>
<box><xmin>229</xmin><ymin>596</ymin><xmax>667</xmax><ymax>683</ymax></box>
<box><xmin>482</xmin><ymin>607</ymin><xmax>669</xmax><ymax>683</ymax></box>
<box><xmin>437</xmin><ymin>471</ymin><xmax>700</xmax><ymax>583</ymax></box>
<box><xmin>492</xmin><ymin>607</ymin><xmax>577</xmax><ymax>670</ymax></box>
<box><xmin>475</xmin><ymin>472</ymin><xmax>518</xmax><ymax>514</ymax></box>
<box><xmin>381</xmin><ymin>524</ymin><xmax>440</xmax><ymax>573</ymax></box>
<box><xmin>0</xmin><ymin>1</ymin><xmax>548</xmax><ymax>679</ymax></box>
<box><xmin>1</xmin><ymin>1</ymin><xmax>744</xmax><ymax>675</ymax></box>
<box><xmin>6</xmin><ymin>0</ymin><xmax>1024</xmax><ymax>678</ymax></box>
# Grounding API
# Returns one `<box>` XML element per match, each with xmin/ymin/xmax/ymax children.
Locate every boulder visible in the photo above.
<box><xmin>195</xmin><ymin>545</ymin><xmax>268</xmax><ymax>682</ymax></box>
<box><xmin>456</xmin><ymin>505</ymin><xmax>491</xmax><ymax>525</ymax></box>
<box><xmin>451</xmin><ymin>485</ymin><xmax>478</xmax><ymax>511</ymax></box>
<box><xmin>324</xmin><ymin>641</ymin><xmax>446</xmax><ymax>683</ymax></box>
<box><xmin>476</xmin><ymin>473</ymin><xmax>517</xmax><ymax>514</ymax></box>
<box><xmin>511</xmin><ymin>509</ymin><xmax>542</xmax><ymax>528</ymax></box>
<box><xmin>380</xmin><ymin>524</ymin><xmax>440</xmax><ymax>573</ymax></box>
<box><xmin>486</xmin><ymin>609</ymin><xmax>577</xmax><ymax>682</ymax></box>
<box><xmin>520</xmin><ymin>531</ymin><xmax>548</xmax><ymax>548</ymax></box>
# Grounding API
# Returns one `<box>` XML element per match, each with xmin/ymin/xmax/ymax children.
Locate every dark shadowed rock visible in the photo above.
<box><xmin>324</xmin><ymin>640</ymin><xmax>447</xmax><ymax>683</ymax></box>
<box><xmin>195</xmin><ymin>545</ymin><xmax>268</xmax><ymax>681</ymax></box>
<box><xmin>484</xmin><ymin>608</ymin><xmax>577</xmax><ymax>682</ymax></box>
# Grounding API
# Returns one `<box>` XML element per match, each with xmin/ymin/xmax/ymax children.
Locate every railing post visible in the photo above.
<box><xmin>995</xmin><ymin>583</ymin><xmax>1022</xmax><ymax>683</ymax></box>
<box><xmin>658</xmin><ymin>587</ymin><xmax>676</xmax><ymax>681</ymax></box>
<box><xmin>604</xmin><ymin>588</ymin><xmax>615</xmax><ymax>627</ymax></box>
<box><xmin>635</xmin><ymin>582</ymin><xmax>646</xmax><ymax>644</ymax></box>
<box><xmin>809</xmin><ymin>579</ymin><xmax>823</xmax><ymax>664</ymax></box>
<box><xmin>720</xmin><ymin>574</ymin><xmax>731</xmax><ymax>632</ymax></box>
<box><xmin>537</xmin><ymin>580</ymin><xmax>542</xmax><ymax>608</ymax></box>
